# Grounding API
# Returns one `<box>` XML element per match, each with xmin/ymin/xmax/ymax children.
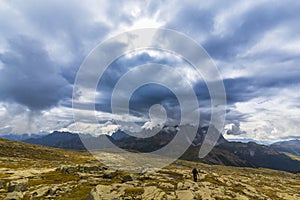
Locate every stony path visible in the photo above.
<box><xmin>87</xmin><ymin>165</ymin><xmax>300</xmax><ymax>200</ymax></box>
<box><xmin>0</xmin><ymin>141</ymin><xmax>299</xmax><ymax>200</ymax></box>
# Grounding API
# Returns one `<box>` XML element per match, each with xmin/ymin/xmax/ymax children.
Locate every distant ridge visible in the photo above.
<box><xmin>0</xmin><ymin>133</ymin><xmax>46</xmax><ymax>141</ymax></box>
<box><xmin>24</xmin><ymin>131</ymin><xmax>86</xmax><ymax>150</ymax></box>
<box><xmin>271</xmin><ymin>139</ymin><xmax>300</xmax><ymax>156</ymax></box>
<box><xmin>21</xmin><ymin>127</ymin><xmax>300</xmax><ymax>173</ymax></box>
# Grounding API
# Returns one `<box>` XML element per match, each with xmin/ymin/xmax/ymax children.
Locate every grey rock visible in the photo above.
<box><xmin>0</xmin><ymin>180</ymin><xmax>5</xmax><ymax>189</ymax></box>
<box><xmin>7</xmin><ymin>179</ymin><xmax>28</xmax><ymax>192</ymax></box>
<box><xmin>103</xmin><ymin>170</ymin><xmax>118</xmax><ymax>179</ymax></box>
<box><xmin>159</xmin><ymin>182</ymin><xmax>175</xmax><ymax>190</ymax></box>
<box><xmin>88</xmin><ymin>185</ymin><xmax>117</xmax><ymax>200</ymax></box>
<box><xmin>4</xmin><ymin>192</ymin><xmax>23</xmax><ymax>200</ymax></box>
<box><xmin>122</xmin><ymin>174</ymin><xmax>133</xmax><ymax>183</ymax></box>
<box><xmin>142</xmin><ymin>186</ymin><xmax>166</xmax><ymax>200</ymax></box>
<box><xmin>31</xmin><ymin>185</ymin><xmax>63</xmax><ymax>198</ymax></box>
<box><xmin>176</xmin><ymin>190</ymin><xmax>194</xmax><ymax>200</ymax></box>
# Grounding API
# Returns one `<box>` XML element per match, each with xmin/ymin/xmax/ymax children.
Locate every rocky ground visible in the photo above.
<box><xmin>0</xmin><ymin>138</ymin><xmax>300</xmax><ymax>200</ymax></box>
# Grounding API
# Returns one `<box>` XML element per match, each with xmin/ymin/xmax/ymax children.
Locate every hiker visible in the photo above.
<box><xmin>192</xmin><ymin>168</ymin><xmax>199</xmax><ymax>182</ymax></box>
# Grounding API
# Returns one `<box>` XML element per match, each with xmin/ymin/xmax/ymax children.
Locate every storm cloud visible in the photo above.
<box><xmin>0</xmin><ymin>0</ymin><xmax>299</xmax><ymax>143</ymax></box>
<box><xmin>0</xmin><ymin>36</ymin><xmax>71</xmax><ymax>110</ymax></box>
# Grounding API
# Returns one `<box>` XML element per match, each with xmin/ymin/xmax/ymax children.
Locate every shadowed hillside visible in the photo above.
<box><xmin>271</xmin><ymin>140</ymin><xmax>300</xmax><ymax>156</ymax></box>
<box><xmin>23</xmin><ymin>127</ymin><xmax>300</xmax><ymax>173</ymax></box>
<box><xmin>0</xmin><ymin>138</ymin><xmax>300</xmax><ymax>199</ymax></box>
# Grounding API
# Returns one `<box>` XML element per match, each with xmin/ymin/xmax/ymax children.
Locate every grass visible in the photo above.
<box><xmin>256</xmin><ymin>187</ymin><xmax>283</xmax><ymax>199</ymax></box>
<box><xmin>0</xmin><ymin>173</ymin><xmax>11</xmax><ymax>178</ymax></box>
<box><xmin>28</xmin><ymin>170</ymin><xmax>80</xmax><ymax>186</ymax></box>
<box><xmin>229</xmin><ymin>184</ymin><xmax>246</xmax><ymax>195</ymax></box>
<box><xmin>97</xmin><ymin>178</ymin><xmax>121</xmax><ymax>185</ymax></box>
<box><xmin>1</xmin><ymin>138</ymin><xmax>300</xmax><ymax>199</ymax></box>
<box><xmin>215</xmin><ymin>197</ymin><xmax>234</xmax><ymax>200</ymax></box>
<box><xmin>0</xmin><ymin>138</ymin><xmax>95</xmax><ymax>165</ymax></box>
<box><xmin>124</xmin><ymin>187</ymin><xmax>144</xmax><ymax>196</ymax></box>
<box><xmin>202</xmin><ymin>176</ymin><xmax>226</xmax><ymax>187</ymax></box>
<box><xmin>283</xmin><ymin>152</ymin><xmax>300</xmax><ymax>161</ymax></box>
<box><xmin>0</xmin><ymin>159</ymin><xmax>34</xmax><ymax>169</ymax></box>
<box><xmin>159</xmin><ymin>170</ymin><xmax>184</xmax><ymax>181</ymax></box>
<box><xmin>56</xmin><ymin>185</ymin><xmax>94</xmax><ymax>200</ymax></box>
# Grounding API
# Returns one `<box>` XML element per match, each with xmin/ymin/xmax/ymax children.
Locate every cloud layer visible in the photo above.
<box><xmin>0</xmin><ymin>0</ymin><xmax>300</xmax><ymax>143</ymax></box>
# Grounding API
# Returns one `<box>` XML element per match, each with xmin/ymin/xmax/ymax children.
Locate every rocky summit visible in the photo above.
<box><xmin>0</xmin><ymin>138</ymin><xmax>300</xmax><ymax>200</ymax></box>
<box><xmin>22</xmin><ymin>128</ymin><xmax>300</xmax><ymax>173</ymax></box>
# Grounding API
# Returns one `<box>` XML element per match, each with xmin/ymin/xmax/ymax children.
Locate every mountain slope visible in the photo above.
<box><xmin>1</xmin><ymin>138</ymin><xmax>299</xmax><ymax>200</ymax></box>
<box><xmin>20</xmin><ymin>128</ymin><xmax>300</xmax><ymax>172</ymax></box>
<box><xmin>217</xmin><ymin>142</ymin><xmax>300</xmax><ymax>172</ymax></box>
<box><xmin>24</xmin><ymin>131</ymin><xmax>79</xmax><ymax>147</ymax></box>
<box><xmin>0</xmin><ymin>138</ymin><xmax>92</xmax><ymax>168</ymax></box>
<box><xmin>271</xmin><ymin>139</ymin><xmax>300</xmax><ymax>156</ymax></box>
<box><xmin>0</xmin><ymin>133</ymin><xmax>46</xmax><ymax>141</ymax></box>
<box><xmin>0</xmin><ymin>138</ymin><xmax>100</xmax><ymax>200</ymax></box>
<box><xmin>111</xmin><ymin>127</ymin><xmax>300</xmax><ymax>172</ymax></box>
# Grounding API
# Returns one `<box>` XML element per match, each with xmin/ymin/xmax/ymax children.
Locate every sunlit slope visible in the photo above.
<box><xmin>0</xmin><ymin>138</ymin><xmax>299</xmax><ymax>199</ymax></box>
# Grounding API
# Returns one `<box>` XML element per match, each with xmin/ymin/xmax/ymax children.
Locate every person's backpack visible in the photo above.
<box><xmin>192</xmin><ymin>168</ymin><xmax>198</xmax><ymax>174</ymax></box>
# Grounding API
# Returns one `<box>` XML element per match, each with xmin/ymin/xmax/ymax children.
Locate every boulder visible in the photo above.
<box><xmin>4</xmin><ymin>191</ymin><xmax>23</xmax><ymax>200</ymax></box>
<box><xmin>88</xmin><ymin>184</ymin><xmax>117</xmax><ymax>200</ymax></box>
<box><xmin>48</xmin><ymin>186</ymin><xmax>62</xmax><ymax>196</ymax></box>
<box><xmin>7</xmin><ymin>179</ymin><xmax>28</xmax><ymax>192</ymax></box>
<box><xmin>0</xmin><ymin>180</ymin><xmax>5</xmax><ymax>189</ymax></box>
<box><xmin>103</xmin><ymin>170</ymin><xmax>118</xmax><ymax>179</ymax></box>
<box><xmin>122</xmin><ymin>175</ymin><xmax>133</xmax><ymax>183</ymax></box>
<box><xmin>31</xmin><ymin>185</ymin><xmax>62</xmax><ymax>198</ymax></box>
<box><xmin>177</xmin><ymin>180</ymin><xmax>196</xmax><ymax>190</ymax></box>
<box><xmin>59</xmin><ymin>165</ymin><xmax>76</xmax><ymax>174</ymax></box>
<box><xmin>176</xmin><ymin>190</ymin><xmax>194</xmax><ymax>200</ymax></box>
<box><xmin>159</xmin><ymin>182</ymin><xmax>174</xmax><ymax>190</ymax></box>
<box><xmin>31</xmin><ymin>186</ymin><xmax>51</xmax><ymax>197</ymax></box>
<box><xmin>142</xmin><ymin>186</ymin><xmax>166</xmax><ymax>200</ymax></box>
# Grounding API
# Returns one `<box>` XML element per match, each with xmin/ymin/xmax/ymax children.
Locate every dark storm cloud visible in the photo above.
<box><xmin>3</xmin><ymin>0</ymin><xmax>298</xmax><ymax>116</ymax></box>
<box><xmin>129</xmin><ymin>84</ymin><xmax>180</xmax><ymax>121</ymax></box>
<box><xmin>225</xmin><ymin>109</ymin><xmax>250</xmax><ymax>122</ymax></box>
<box><xmin>163</xmin><ymin>0</ymin><xmax>300</xmax><ymax>96</ymax></box>
<box><xmin>93</xmin><ymin>46</ymin><xmax>300</xmax><ymax>124</ymax></box>
<box><xmin>95</xmin><ymin>51</ymin><xmax>186</xmax><ymax>113</ymax></box>
<box><xmin>0</xmin><ymin>36</ymin><xmax>71</xmax><ymax>110</ymax></box>
<box><xmin>203</xmin><ymin>2</ymin><xmax>300</xmax><ymax>60</ymax></box>
<box><xmin>224</xmin><ymin>74</ymin><xmax>300</xmax><ymax>105</ymax></box>
<box><xmin>158</xmin><ymin>1</ymin><xmax>300</xmax><ymax>133</ymax></box>
<box><xmin>2</xmin><ymin>0</ymin><xmax>110</xmax><ymax>85</ymax></box>
<box><xmin>193</xmin><ymin>72</ymin><xmax>300</xmax><ymax>109</ymax></box>
<box><xmin>12</xmin><ymin>0</ymin><xmax>109</xmax><ymax>48</ymax></box>
<box><xmin>0</xmin><ymin>0</ymin><xmax>300</xmax><ymax>139</ymax></box>
<box><xmin>165</xmin><ymin>1</ymin><xmax>300</xmax><ymax>61</ymax></box>
<box><xmin>0</xmin><ymin>0</ymin><xmax>110</xmax><ymax>112</ymax></box>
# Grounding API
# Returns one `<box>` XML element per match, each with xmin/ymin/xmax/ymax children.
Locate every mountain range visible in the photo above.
<box><xmin>271</xmin><ymin>139</ymin><xmax>300</xmax><ymax>156</ymax></box>
<box><xmin>1</xmin><ymin>137</ymin><xmax>299</xmax><ymax>199</ymax></box>
<box><xmin>14</xmin><ymin>126</ymin><xmax>300</xmax><ymax>173</ymax></box>
<box><xmin>0</xmin><ymin>133</ymin><xmax>46</xmax><ymax>141</ymax></box>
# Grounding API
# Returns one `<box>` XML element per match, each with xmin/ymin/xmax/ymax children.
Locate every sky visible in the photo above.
<box><xmin>0</xmin><ymin>0</ymin><xmax>300</xmax><ymax>143</ymax></box>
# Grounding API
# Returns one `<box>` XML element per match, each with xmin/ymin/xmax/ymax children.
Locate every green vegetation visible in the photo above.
<box><xmin>283</xmin><ymin>152</ymin><xmax>300</xmax><ymax>161</ymax></box>
<box><xmin>202</xmin><ymin>176</ymin><xmax>226</xmax><ymax>186</ymax></box>
<box><xmin>0</xmin><ymin>138</ymin><xmax>300</xmax><ymax>199</ymax></box>
<box><xmin>0</xmin><ymin>173</ymin><xmax>11</xmax><ymax>178</ymax></box>
<box><xmin>28</xmin><ymin>170</ymin><xmax>80</xmax><ymax>186</ymax></box>
<box><xmin>159</xmin><ymin>170</ymin><xmax>184</xmax><ymax>180</ymax></box>
<box><xmin>124</xmin><ymin>187</ymin><xmax>144</xmax><ymax>196</ymax></box>
<box><xmin>56</xmin><ymin>185</ymin><xmax>94</xmax><ymax>200</ymax></box>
